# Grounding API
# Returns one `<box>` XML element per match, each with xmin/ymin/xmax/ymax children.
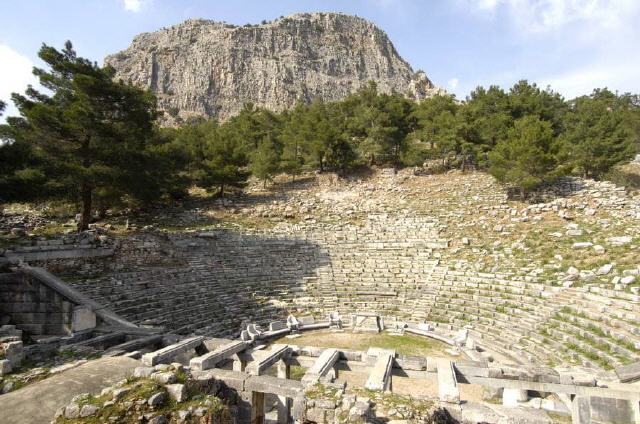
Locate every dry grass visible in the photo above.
<box><xmin>274</xmin><ymin>330</ymin><xmax>465</xmax><ymax>360</ymax></box>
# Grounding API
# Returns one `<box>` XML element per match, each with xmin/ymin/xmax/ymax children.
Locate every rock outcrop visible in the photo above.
<box><xmin>105</xmin><ymin>12</ymin><xmax>441</xmax><ymax>122</ymax></box>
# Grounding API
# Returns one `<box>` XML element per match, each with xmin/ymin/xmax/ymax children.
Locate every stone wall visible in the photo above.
<box><xmin>0</xmin><ymin>272</ymin><xmax>96</xmax><ymax>336</ymax></box>
<box><xmin>66</xmin><ymin>213</ymin><xmax>447</xmax><ymax>336</ymax></box>
<box><xmin>0</xmin><ymin>272</ymin><xmax>81</xmax><ymax>335</ymax></box>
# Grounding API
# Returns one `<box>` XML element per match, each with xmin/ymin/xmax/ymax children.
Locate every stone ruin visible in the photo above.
<box><xmin>1</xmin><ymin>171</ymin><xmax>640</xmax><ymax>422</ymax></box>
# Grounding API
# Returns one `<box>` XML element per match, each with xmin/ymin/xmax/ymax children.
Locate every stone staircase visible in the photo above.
<box><xmin>62</xmin><ymin>212</ymin><xmax>640</xmax><ymax>373</ymax></box>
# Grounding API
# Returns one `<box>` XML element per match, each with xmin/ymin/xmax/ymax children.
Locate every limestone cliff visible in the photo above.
<box><xmin>105</xmin><ymin>12</ymin><xmax>441</xmax><ymax>122</ymax></box>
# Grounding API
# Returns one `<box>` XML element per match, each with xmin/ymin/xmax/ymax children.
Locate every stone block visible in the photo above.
<box><xmin>190</xmin><ymin>340</ymin><xmax>246</xmax><ymax>371</ymax></box>
<box><xmin>3</xmin><ymin>341</ymin><xmax>23</xmax><ymax>368</ymax></box>
<box><xmin>142</xmin><ymin>336</ymin><xmax>204</xmax><ymax>366</ymax></box>
<box><xmin>352</xmin><ymin>313</ymin><xmax>382</xmax><ymax>333</ymax></box>
<box><xmin>590</xmin><ymin>396</ymin><xmax>636</xmax><ymax>424</ymax></box>
<box><xmin>572</xmin><ymin>396</ymin><xmax>591</xmax><ymax>424</ymax></box>
<box><xmin>0</xmin><ymin>358</ymin><xmax>12</xmax><ymax>375</ymax></box>
<box><xmin>245</xmin><ymin>375</ymin><xmax>304</xmax><ymax>399</ymax></box>
<box><xmin>269</xmin><ymin>321</ymin><xmax>287</xmax><ymax>331</ymax></box>
<box><xmin>365</xmin><ymin>351</ymin><xmax>394</xmax><ymax>391</ymax></box>
<box><xmin>133</xmin><ymin>366</ymin><xmax>155</xmax><ymax>378</ymax></box>
<box><xmin>71</xmin><ymin>306</ymin><xmax>97</xmax><ymax>332</ymax></box>
<box><xmin>436</xmin><ymin>358</ymin><xmax>460</xmax><ymax>404</ymax></box>
<box><xmin>302</xmin><ymin>348</ymin><xmax>339</xmax><ymax>385</ymax></box>
<box><xmin>299</xmin><ymin>316</ymin><xmax>315</xmax><ymax>326</ymax></box>
<box><xmin>615</xmin><ymin>361</ymin><xmax>640</xmax><ymax>383</ymax></box>
<box><xmin>245</xmin><ymin>344</ymin><xmax>291</xmax><ymax>376</ymax></box>
<box><xmin>166</xmin><ymin>383</ymin><xmax>187</xmax><ymax>403</ymax></box>
<box><xmin>502</xmin><ymin>388</ymin><xmax>528</xmax><ymax>407</ymax></box>
<box><xmin>192</xmin><ymin>368</ymin><xmax>248</xmax><ymax>392</ymax></box>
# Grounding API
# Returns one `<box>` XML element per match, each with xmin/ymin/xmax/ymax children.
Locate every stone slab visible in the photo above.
<box><xmin>365</xmin><ymin>351</ymin><xmax>394</xmax><ymax>391</ymax></box>
<box><xmin>615</xmin><ymin>362</ymin><xmax>640</xmax><ymax>383</ymax></box>
<box><xmin>301</xmin><ymin>348</ymin><xmax>339</xmax><ymax>385</ymax></box>
<box><xmin>245</xmin><ymin>344</ymin><xmax>291</xmax><ymax>376</ymax></box>
<box><xmin>437</xmin><ymin>358</ymin><xmax>460</xmax><ymax>404</ymax></box>
<box><xmin>245</xmin><ymin>374</ymin><xmax>304</xmax><ymax>398</ymax></box>
<box><xmin>141</xmin><ymin>336</ymin><xmax>204</xmax><ymax>366</ymax></box>
<box><xmin>71</xmin><ymin>306</ymin><xmax>96</xmax><ymax>333</ymax></box>
<box><xmin>190</xmin><ymin>340</ymin><xmax>247</xmax><ymax>371</ymax></box>
<box><xmin>192</xmin><ymin>368</ymin><xmax>249</xmax><ymax>392</ymax></box>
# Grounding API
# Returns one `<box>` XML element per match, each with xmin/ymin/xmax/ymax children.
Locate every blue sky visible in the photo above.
<box><xmin>1</xmin><ymin>0</ymin><xmax>639</xmax><ymax>119</ymax></box>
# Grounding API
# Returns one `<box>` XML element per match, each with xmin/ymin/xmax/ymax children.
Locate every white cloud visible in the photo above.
<box><xmin>122</xmin><ymin>0</ymin><xmax>151</xmax><ymax>13</ymax></box>
<box><xmin>458</xmin><ymin>0</ymin><xmax>640</xmax><ymax>98</ymax></box>
<box><xmin>465</xmin><ymin>0</ymin><xmax>640</xmax><ymax>34</ymax></box>
<box><xmin>0</xmin><ymin>44</ymin><xmax>37</xmax><ymax>119</ymax></box>
<box><xmin>540</xmin><ymin>62</ymin><xmax>640</xmax><ymax>99</ymax></box>
<box><xmin>448</xmin><ymin>78</ymin><xmax>460</xmax><ymax>90</ymax></box>
<box><xmin>476</xmin><ymin>0</ymin><xmax>501</xmax><ymax>10</ymax></box>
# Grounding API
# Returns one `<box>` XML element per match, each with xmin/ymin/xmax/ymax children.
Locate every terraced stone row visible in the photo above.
<box><xmin>67</xmin><ymin>214</ymin><xmax>446</xmax><ymax>336</ymax></box>
<box><xmin>424</xmin><ymin>265</ymin><xmax>640</xmax><ymax>370</ymax></box>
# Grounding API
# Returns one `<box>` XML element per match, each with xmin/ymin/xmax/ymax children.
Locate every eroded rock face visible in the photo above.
<box><xmin>105</xmin><ymin>12</ymin><xmax>441</xmax><ymax>122</ymax></box>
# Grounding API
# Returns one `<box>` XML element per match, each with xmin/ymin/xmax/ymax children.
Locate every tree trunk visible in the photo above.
<box><xmin>77</xmin><ymin>181</ymin><xmax>92</xmax><ymax>232</ymax></box>
<box><xmin>219</xmin><ymin>183</ymin><xmax>225</xmax><ymax>198</ymax></box>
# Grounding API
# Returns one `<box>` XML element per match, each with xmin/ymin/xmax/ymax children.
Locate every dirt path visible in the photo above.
<box><xmin>0</xmin><ymin>356</ymin><xmax>139</xmax><ymax>424</ymax></box>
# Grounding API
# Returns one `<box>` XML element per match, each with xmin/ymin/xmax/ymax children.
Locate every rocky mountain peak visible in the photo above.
<box><xmin>106</xmin><ymin>12</ymin><xmax>443</xmax><ymax>123</ymax></box>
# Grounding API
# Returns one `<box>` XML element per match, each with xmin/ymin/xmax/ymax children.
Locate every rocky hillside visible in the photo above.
<box><xmin>105</xmin><ymin>12</ymin><xmax>441</xmax><ymax>122</ymax></box>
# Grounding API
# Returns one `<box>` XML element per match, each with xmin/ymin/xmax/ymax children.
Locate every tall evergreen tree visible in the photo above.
<box><xmin>508</xmin><ymin>80</ymin><xmax>567</xmax><ymax>134</ymax></box>
<box><xmin>411</xmin><ymin>94</ymin><xmax>460</xmax><ymax>166</ymax></box>
<box><xmin>4</xmin><ymin>41</ymin><xmax>158</xmax><ymax>231</ymax></box>
<box><xmin>560</xmin><ymin>88</ymin><xmax>635</xmax><ymax>178</ymax></box>
<box><xmin>202</xmin><ymin>124</ymin><xmax>248</xmax><ymax>196</ymax></box>
<box><xmin>250</xmin><ymin>136</ymin><xmax>281</xmax><ymax>188</ymax></box>
<box><xmin>489</xmin><ymin>116</ymin><xmax>561</xmax><ymax>198</ymax></box>
<box><xmin>345</xmin><ymin>82</ymin><xmax>412</xmax><ymax>166</ymax></box>
<box><xmin>279</xmin><ymin>109</ymin><xmax>304</xmax><ymax>180</ymax></box>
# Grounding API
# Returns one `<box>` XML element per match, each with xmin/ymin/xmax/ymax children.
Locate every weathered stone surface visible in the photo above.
<box><xmin>64</xmin><ymin>403</ymin><xmax>80</xmax><ymax>418</ymax></box>
<box><xmin>105</xmin><ymin>13</ymin><xmax>441</xmax><ymax>123</ymax></box>
<box><xmin>165</xmin><ymin>383</ymin><xmax>187</xmax><ymax>403</ymax></box>
<box><xmin>245</xmin><ymin>344</ymin><xmax>291</xmax><ymax>376</ymax></box>
<box><xmin>152</xmin><ymin>371</ymin><xmax>177</xmax><ymax>384</ymax></box>
<box><xmin>0</xmin><ymin>358</ymin><xmax>12</xmax><ymax>375</ymax></box>
<box><xmin>615</xmin><ymin>361</ymin><xmax>640</xmax><ymax>383</ymax></box>
<box><xmin>192</xmin><ymin>368</ymin><xmax>248</xmax><ymax>392</ymax></box>
<box><xmin>148</xmin><ymin>391</ymin><xmax>167</xmax><ymax>407</ymax></box>
<box><xmin>366</xmin><ymin>354</ymin><xmax>394</xmax><ymax>391</ymax></box>
<box><xmin>79</xmin><ymin>404</ymin><xmax>99</xmax><ymax>417</ymax></box>
<box><xmin>142</xmin><ymin>336</ymin><xmax>204</xmax><ymax>366</ymax></box>
<box><xmin>245</xmin><ymin>374</ymin><xmax>304</xmax><ymax>399</ymax></box>
<box><xmin>190</xmin><ymin>340</ymin><xmax>246</xmax><ymax>371</ymax></box>
<box><xmin>436</xmin><ymin>358</ymin><xmax>460</xmax><ymax>404</ymax></box>
<box><xmin>301</xmin><ymin>348</ymin><xmax>339</xmax><ymax>385</ymax></box>
<box><xmin>71</xmin><ymin>306</ymin><xmax>96</xmax><ymax>332</ymax></box>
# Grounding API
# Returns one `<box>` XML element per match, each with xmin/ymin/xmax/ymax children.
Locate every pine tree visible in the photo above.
<box><xmin>250</xmin><ymin>136</ymin><xmax>280</xmax><ymax>188</ymax></box>
<box><xmin>411</xmin><ymin>94</ymin><xmax>460</xmax><ymax>166</ymax></box>
<box><xmin>560</xmin><ymin>89</ymin><xmax>635</xmax><ymax>178</ymax></box>
<box><xmin>489</xmin><ymin>116</ymin><xmax>561</xmax><ymax>198</ymax></box>
<box><xmin>4</xmin><ymin>41</ymin><xmax>158</xmax><ymax>231</ymax></box>
<box><xmin>344</xmin><ymin>82</ymin><xmax>412</xmax><ymax>166</ymax></box>
<box><xmin>202</xmin><ymin>125</ymin><xmax>248</xmax><ymax>197</ymax></box>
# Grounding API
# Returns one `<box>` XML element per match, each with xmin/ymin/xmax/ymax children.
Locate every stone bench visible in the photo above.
<box><xmin>190</xmin><ymin>340</ymin><xmax>248</xmax><ymax>371</ymax></box>
<box><xmin>364</xmin><ymin>350</ymin><xmax>395</xmax><ymax>391</ymax></box>
<box><xmin>301</xmin><ymin>348</ymin><xmax>340</xmax><ymax>385</ymax></box>
<box><xmin>141</xmin><ymin>336</ymin><xmax>205</xmax><ymax>366</ymax></box>
<box><xmin>437</xmin><ymin>358</ymin><xmax>460</xmax><ymax>403</ymax></box>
